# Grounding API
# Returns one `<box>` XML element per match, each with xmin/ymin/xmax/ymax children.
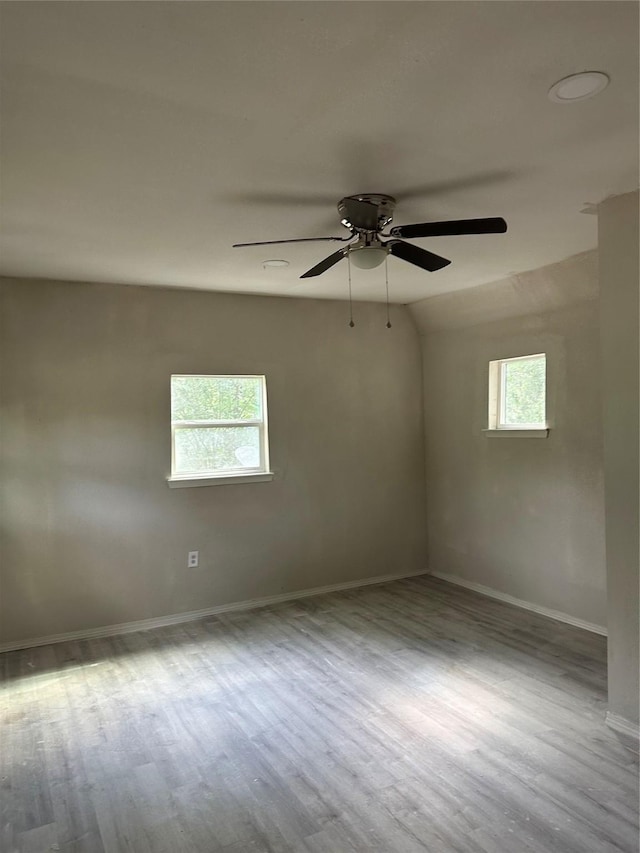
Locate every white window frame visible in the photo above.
<box><xmin>168</xmin><ymin>374</ymin><xmax>273</xmax><ymax>487</ymax></box>
<box><xmin>486</xmin><ymin>353</ymin><xmax>548</xmax><ymax>438</ymax></box>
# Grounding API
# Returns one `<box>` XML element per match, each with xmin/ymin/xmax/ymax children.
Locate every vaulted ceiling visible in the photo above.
<box><xmin>1</xmin><ymin>2</ymin><xmax>638</xmax><ymax>303</ymax></box>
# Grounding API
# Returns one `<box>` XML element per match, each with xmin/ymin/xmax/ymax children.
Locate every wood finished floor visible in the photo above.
<box><xmin>1</xmin><ymin>575</ymin><xmax>638</xmax><ymax>853</ymax></box>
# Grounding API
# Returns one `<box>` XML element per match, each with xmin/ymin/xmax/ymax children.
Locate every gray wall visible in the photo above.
<box><xmin>410</xmin><ymin>251</ymin><xmax>607</xmax><ymax>627</ymax></box>
<box><xmin>598</xmin><ymin>190</ymin><xmax>639</xmax><ymax>727</ymax></box>
<box><xmin>0</xmin><ymin>277</ymin><xmax>427</xmax><ymax>645</ymax></box>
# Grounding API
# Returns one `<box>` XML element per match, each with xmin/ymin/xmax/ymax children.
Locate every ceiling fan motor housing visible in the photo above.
<box><xmin>338</xmin><ymin>194</ymin><xmax>396</xmax><ymax>232</ymax></box>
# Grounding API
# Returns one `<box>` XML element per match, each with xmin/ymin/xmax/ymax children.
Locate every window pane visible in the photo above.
<box><xmin>503</xmin><ymin>357</ymin><xmax>546</xmax><ymax>425</ymax></box>
<box><xmin>171</xmin><ymin>376</ymin><xmax>262</xmax><ymax>422</ymax></box>
<box><xmin>174</xmin><ymin>427</ymin><xmax>261</xmax><ymax>474</ymax></box>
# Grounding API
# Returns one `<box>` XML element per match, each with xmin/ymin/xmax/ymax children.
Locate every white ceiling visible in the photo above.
<box><xmin>1</xmin><ymin>1</ymin><xmax>638</xmax><ymax>304</ymax></box>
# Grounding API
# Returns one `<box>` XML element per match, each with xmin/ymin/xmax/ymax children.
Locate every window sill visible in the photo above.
<box><xmin>483</xmin><ymin>428</ymin><xmax>549</xmax><ymax>439</ymax></box>
<box><xmin>167</xmin><ymin>472</ymin><xmax>275</xmax><ymax>488</ymax></box>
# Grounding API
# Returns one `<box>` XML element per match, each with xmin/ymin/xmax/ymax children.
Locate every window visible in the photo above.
<box><xmin>488</xmin><ymin>353</ymin><xmax>547</xmax><ymax>431</ymax></box>
<box><xmin>169</xmin><ymin>375</ymin><xmax>272</xmax><ymax>486</ymax></box>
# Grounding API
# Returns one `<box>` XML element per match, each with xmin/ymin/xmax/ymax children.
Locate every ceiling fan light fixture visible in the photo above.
<box><xmin>262</xmin><ymin>259</ymin><xmax>289</xmax><ymax>268</ymax></box>
<box><xmin>548</xmin><ymin>71</ymin><xmax>609</xmax><ymax>103</ymax></box>
<box><xmin>348</xmin><ymin>245</ymin><xmax>388</xmax><ymax>269</ymax></box>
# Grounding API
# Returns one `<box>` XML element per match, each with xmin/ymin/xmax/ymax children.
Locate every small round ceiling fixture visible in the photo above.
<box><xmin>262</xmin><ymin>259</ymin><xmax>289</xmax><ymax>268</ymax></box>
<box><xmin>548</xmin><ymin>71</ymin><xmax>609</xmax><ymax>103</ymax></box>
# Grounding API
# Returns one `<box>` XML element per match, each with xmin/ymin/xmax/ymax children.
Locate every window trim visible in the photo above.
<box><xmin>483</xmin><ymin>428</ymin><xmax>549</xmax><ymax>439</ymax></box>
<box><xmin>488</xmin><ymin>353</ymin><xmax>548</xmax><ymax>434</ymax></box>
<box><xmin>168</xmin><ymin>374</ymin><xmax>272</xmax><ymax>485</ymax></box>
<box><xmin>168</xmin><ymin>471</ymin><xmax>275</xmax><ymax>488</ymax></box>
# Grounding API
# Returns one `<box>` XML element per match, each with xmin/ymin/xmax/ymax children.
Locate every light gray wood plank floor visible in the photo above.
<box><xmin>1</xmin><ymin>575</ymin><xmax>638</xmax><ymax>853</ymax></box>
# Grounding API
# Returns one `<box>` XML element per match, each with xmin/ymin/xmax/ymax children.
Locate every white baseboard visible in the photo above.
<box><xmin>429</xmin><ymin>571</ymin><xmax>607</xmax><ymax>636</ymax></box>
<box><xmin>606</xmin><ymin>712</ymin><xmax>640</xmax><ymax>748</ymax></box>
<box><xmin>0</xmin><ymin>568</ymin><xmax>429</xmax><ymax>654</ymax></box>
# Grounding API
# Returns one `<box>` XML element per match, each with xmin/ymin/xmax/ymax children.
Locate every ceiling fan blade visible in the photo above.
<box><xmin>386</xmin><ymin>240</ymin><xmax>451</xmax><ymax>272</ymax></box>
<box><xmin>343</xmin><ymin>198</ymin><xmax>379</xmax><ymax>231</ymax></box>
<box><xmin>233</xmin><ymin>236</ymin><xmax>348</xmax><ymax>248</ymax></box>
<box><xmin>300</xmin><ymin>247</ymin><xmax>349</xmax><ymax>278</ymax></box>
<box><xmin>390</xmin><ymin>217</ymin><xmax>507</xmax><ymax>239</ymax></box>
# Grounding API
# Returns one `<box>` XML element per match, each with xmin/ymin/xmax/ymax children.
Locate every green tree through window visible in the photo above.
<box><xmin>502</xmin><ymin>356</ymin><xmax>546</xmax><ymax>426</ymax></box>
<box><xmin>171</xmin><ymin>376</ymin><xmax>268</xmax><ymax>476</ymax></box>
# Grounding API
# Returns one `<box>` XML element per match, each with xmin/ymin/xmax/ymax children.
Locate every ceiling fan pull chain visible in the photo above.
<box><xmin>385</xmin><ymin>256</ymin><xmax>392</xmax><ymax>329</ymax></box>
<box><xmin>347</xmin><ymin>252</ymin><xmax>355</xmax><ymax>327</ymax></box>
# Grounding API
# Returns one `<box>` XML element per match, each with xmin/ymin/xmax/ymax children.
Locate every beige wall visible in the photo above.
<box><xmin>598</xmin><ymin>190</ymin><xmax>639</xmax><ymax>727</ymax></box>
<box><xmin>0</xmin><ymin>277</ymin><xmax>427</xmax><ymax>645</ymax></box>
<box><xmin>410</xmin><ymin>251</ymin><xmax>607</xmax><ymax>627</ymax></box>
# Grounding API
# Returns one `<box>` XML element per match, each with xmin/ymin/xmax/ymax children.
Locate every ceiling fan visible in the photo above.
<box><xmin>233</xmin><ymin>194</ymin><xmax>507</xmax><ymax>278</ymax></box>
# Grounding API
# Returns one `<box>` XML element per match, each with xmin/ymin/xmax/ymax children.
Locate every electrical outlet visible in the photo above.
<box><xmin>188</xmin><ymin>550</ymin><xmax>199</xmax><ymax>568</ymax></box>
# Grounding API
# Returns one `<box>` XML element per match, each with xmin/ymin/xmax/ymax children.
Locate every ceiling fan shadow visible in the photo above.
<box><xmin>393</xmin><ymin>169</ymin><xmax>518</xmax><ymax>201</ymax></box>
<box><xmin>221</xmin><ymin>169</ymin><xmax>518</xmax><ymax>210</ymax></box>
<box><xmin>222</xmin><ymin>190</ymin><xmax>338</xmax><ymax>207</ymax></box>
